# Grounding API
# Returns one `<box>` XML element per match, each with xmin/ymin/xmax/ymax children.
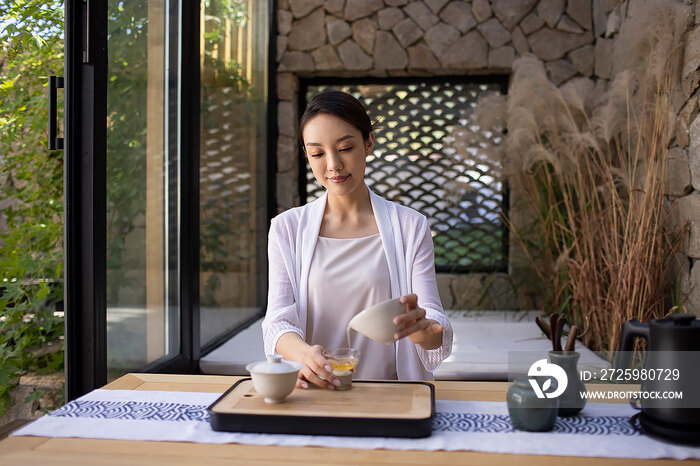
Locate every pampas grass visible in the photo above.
<box><xmin>452</xmin><ymin>0</ymin><xmax>691</xmax><ymax>354</ymax></box>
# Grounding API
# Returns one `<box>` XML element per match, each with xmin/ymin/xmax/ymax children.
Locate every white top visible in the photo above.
<box><xmin>262</xmin><ymin>187</ymin><xmax>453</xmax><ymax>381</ymax></box>
<box><xmin>307</xmin><ymin>234</ymin><xmax>397</xmax><ymax>379</ymax></box>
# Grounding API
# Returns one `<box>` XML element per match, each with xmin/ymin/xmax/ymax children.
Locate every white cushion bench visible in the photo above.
<box><xmin>199</xmin><ymin>310</ymin><xmax>610</xmax><ymax>380</ymax></box>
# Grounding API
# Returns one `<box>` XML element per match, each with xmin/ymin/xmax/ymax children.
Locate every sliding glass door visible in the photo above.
<box><xmin>104</xmin><ymin>0</ymin><xmax>181</xmax><ymax>379</ymax></box>
<box><xmin>199</xmin><ymin>0</ymin><xmax>268</xmax><ymax>351</ymax></box>
<box><xmin>64</xmin><ymin>0</ymin><xmax>270</xmax><ymax>399</ymax></box>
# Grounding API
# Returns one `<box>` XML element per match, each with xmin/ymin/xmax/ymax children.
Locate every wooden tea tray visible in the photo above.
<box><xmin>208</xmin><ymin>378</ymin><xmax>435</xmax><ymax>438</ymax></box>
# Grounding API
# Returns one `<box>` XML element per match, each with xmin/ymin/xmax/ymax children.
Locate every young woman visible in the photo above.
<box><xmin>262</xmin><ymin>91</ymin><xmax>452</xmax><ymax>389</ymax></box>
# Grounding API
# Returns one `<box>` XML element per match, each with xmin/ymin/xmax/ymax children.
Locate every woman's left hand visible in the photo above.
<box><xmin>393</xmin><ymin>294</ymin><xmax>444</xmax><ymax>350</ymax></box>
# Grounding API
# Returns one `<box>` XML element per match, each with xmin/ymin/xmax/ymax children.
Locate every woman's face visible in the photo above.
<box><xmin>302</xmin><ymin>113</ymin><xmax>374</xmax><ymax>197</ymax></box>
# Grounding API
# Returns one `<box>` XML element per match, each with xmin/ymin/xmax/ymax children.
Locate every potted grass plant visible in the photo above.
<box><xmin>449</xmin><ymin>0</ymin><xmax>691</xmax><ymax>356</ymax></box>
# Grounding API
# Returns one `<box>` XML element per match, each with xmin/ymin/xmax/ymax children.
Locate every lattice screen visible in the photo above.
<box><xmin>304</xmin><ymin>81</ymin><xmax>507</xmax><ymax>272</ymax></box>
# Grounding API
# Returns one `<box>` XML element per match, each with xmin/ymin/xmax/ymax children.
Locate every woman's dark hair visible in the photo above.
<box><xmin>299</xmin><ymin>91</ymin><xmax>373</xmax><ymax>150</ymax></box>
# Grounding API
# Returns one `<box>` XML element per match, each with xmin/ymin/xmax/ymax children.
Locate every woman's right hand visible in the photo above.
<box><xmin>296</xmin><ymin>344</ymin><xmax>340</xmax><ymax>390</ymax></box>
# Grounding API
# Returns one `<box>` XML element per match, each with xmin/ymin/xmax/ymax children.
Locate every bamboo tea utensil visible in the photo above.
<box><xmin>549</xmin><ymin>315</ymin><xmax>563</xmax><ymax>351</ymax></box>
<box><xmin>554</xmin><ymin>317</ymin><xmax>565</xmax><ymax>352</ymax></box>
<box><xmin>549</xmin><ymin>314</ymin><xmax>558</xmax><ymax>350</ymax></box>
<box><xmin>565</xmin><ymin>325</ymin><xmax>578</xmax><ymax>352</ymax></box>
<box><xmin>539</xmin><ymin>314</ymin><xmax>572</xmax><ymax>351</ymax></box>
<box><xmin>535</xmin><ymin>315</ymin><xmax>552</xmax><ymax>339</ymax></box>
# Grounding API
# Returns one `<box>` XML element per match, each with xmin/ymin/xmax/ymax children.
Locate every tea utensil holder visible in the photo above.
<box><xmin>548</xmin><ymin>351</ymin><xmax>586</xmax><ymax>416</ymax></box>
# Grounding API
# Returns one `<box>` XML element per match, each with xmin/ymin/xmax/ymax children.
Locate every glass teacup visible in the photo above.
<box><xmin>322</xmin><ymin>348</ymin><xmax>360</xmax><ymax>391</ymax></box>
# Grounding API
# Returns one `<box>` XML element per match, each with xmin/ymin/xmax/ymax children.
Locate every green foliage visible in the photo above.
<box><xmin>0</xmin><ymin>0</ymin><xmax>65</xmax><ymax>415</ymax></box>
<box><xmin>24</xmin><ymin>387</ymin><xmax>44</xmax><ymax>404</ymax></box>
<box><xmin>203</xmin><ymin>0</ymin><xmax>248</xmax><ymax>45</ymax></box>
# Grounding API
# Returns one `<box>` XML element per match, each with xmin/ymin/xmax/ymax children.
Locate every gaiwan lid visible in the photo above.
<box><xmin>246</xmin><ymin>354</ymin><xmax>303</xmax><ymax>375</ymax></box>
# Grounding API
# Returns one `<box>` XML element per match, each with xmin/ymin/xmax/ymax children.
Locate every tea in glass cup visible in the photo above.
<box><xmin>322</xmin><ymin>348</ymin><xmax>360</xmax><ymax>391</ymax></box>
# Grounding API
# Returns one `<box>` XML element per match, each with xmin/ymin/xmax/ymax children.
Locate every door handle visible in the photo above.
<box><xmin>49</xmin><ymin>75</ymin><xmax>64</xmax><ymax>150</ymax></box>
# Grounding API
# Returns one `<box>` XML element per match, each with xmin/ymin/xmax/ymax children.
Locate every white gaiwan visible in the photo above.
<box><xmin>347</xmin><ymin>297</ymin><xmax>404</xmax><ymax>344</ymax></box>
<box><xmin>245</xmin><ymin>354</ymin><xmax>304</xmax><ymax>404</ymax></box>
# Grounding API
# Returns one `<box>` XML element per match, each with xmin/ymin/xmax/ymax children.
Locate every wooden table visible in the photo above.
<box><xmin>0</xmin><ymin>373</ymin><xmax>696</xmax><ymax>465</ymax></box>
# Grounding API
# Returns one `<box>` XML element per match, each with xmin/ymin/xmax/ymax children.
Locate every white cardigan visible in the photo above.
<box><xmin>261</xmin><ymin>188</ymin><xmax>453</xmax><ymax>381</ymax></box>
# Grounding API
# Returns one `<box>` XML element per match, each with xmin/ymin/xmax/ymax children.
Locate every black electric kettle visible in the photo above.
<box><xmin>617</xmin><ymin>314</ymin><xmax>700</xmax><ymax>443</ymax></box>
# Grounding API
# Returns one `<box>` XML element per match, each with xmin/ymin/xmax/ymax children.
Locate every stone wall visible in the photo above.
<box><xmin>0</xmin><ymin>373</ymin><xmax>63</xmax><ymax>430</ymax></box>
<box><xmin>274</xmin><ymin>0</ymin><xmax>699</xmax><ymax>312</ymax></box>
<box><xmin>679</xmin><ymin>1</ymin><xmax>700</xmax><ymax>318</ymax></box>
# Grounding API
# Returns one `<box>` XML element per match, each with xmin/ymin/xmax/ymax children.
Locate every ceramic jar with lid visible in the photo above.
<box><xmin>507</xmin><ymin>377</ymin><xmax>559</xmax><ymax>431</ymax></box>
<box><xmin>245</xmin><ymin>354</ymin><xmax>304</xmax><ymax>404</ymax></box>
